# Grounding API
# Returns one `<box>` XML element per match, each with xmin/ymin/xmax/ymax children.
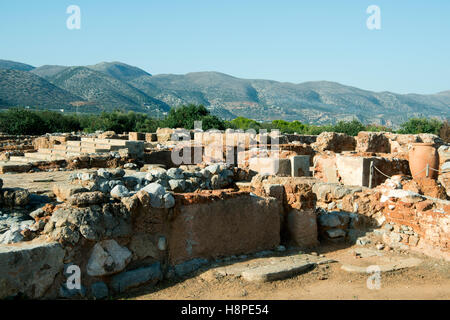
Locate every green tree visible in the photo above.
<box><xmin>0</xmin><ymin>108</ymin><xmax>46</xmax><ymax>135</ymax></box>
<box><xmin>332</xmin><ymin>119</ymin><xmax>366</xmax><ymax>136</ymax></box>
<box><xmin>162</xmin><ymin>104</ymin><xmax>225</xmax><ymax>130</ymax></box>
<box><xmin>227</xmin><ymin>117</ymin><xmax>261</xmax><ymax>131</ymax></box>
<box><xmin>398</xmin><ymin>118</ymin><xmax>442</xmax><ymax>135</ymax></box>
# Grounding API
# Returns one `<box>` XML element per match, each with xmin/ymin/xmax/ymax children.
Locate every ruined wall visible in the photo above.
<box><xmin>312</xmin><ymin>132</ymin><xmax>356</xmax><ymax>153</ymax></box>
<box><xmin>381</xmin><ymin>190</ymin><xmax>449</xmax><ymax>260</ymax></box>
<box><xmin>308</xmin><ymin>176</ymin><xmax>450</xmax><ymax>260</ymax></box>
<box><xmin>251</xmin><ymin>175</ymin><xmax>319</xmax><ymax>248</ymax></box>
<box><xmin>169</xmin><ymin>191</ymin><xmax>281</xmax><ymax>264</ymax></box>
<box><xmin>356</xmin><ymin>131</ymin><xmax>391</xmax><ymax>153</ymax></box>
<box><xmin>385</xmin><ymin>133</ymin><xmax>445</xmax><ymax>154</ymax></box>
<box><xmin>313</xmin><ymin>153</ymin><xmax>410</xmax><ymax>187</ymax></box>
<box><xmin>0</xmin><ymin>187</ymin><xmax>284</xmax><ymax>299</ymax></box>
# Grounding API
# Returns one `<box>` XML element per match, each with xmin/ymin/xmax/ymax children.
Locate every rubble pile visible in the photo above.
<box><xmin>65</xmin><ymin>164</ymin><xmax>241</xmax><ymax>198</ymax></box>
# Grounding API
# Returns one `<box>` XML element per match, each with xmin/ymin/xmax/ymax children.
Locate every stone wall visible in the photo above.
<box><xmin>307</xmin><ymin>176</ymin><xmax>450</xmax><ymax>260</ymax></box>
<box><xmin>312</xmin><ymin>132</ymin><xmax>356</xmax><ymax>153</ymax></box>
<box><xmin>0</xmin><ymin>187</ymin><xmax>283</xmax><ymax>299</ymax></box>
<box><xmin>381</xmin><ymin>189</ymin><xmax>449</xmax><ymax>260</ymax></box>
<box><xmin>385</xmin><ymin>133</ymin><xmax>445</xmax><ymax>154</ymax></box>
<box><xmin>356</xmin><ymin>131</ymin><xmax>391</xmax><ymax>153</ymax></box>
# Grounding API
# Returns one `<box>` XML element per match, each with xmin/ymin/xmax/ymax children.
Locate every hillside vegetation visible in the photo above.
<box><xmin>0</xmin><ymin>69</ymin><xmax>83</xmax><ymax>109</ymax></box>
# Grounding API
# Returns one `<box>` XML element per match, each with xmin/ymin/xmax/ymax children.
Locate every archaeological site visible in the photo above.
<box><xmin>0</xmin><ymin>127</ymin><xmax>448</xmax><ymax>300</ymax></box>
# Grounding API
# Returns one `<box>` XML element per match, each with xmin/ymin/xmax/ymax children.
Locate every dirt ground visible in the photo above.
<box><xmin>0</xmin><ymin>169</ymin><xmax>135</xmax><ymax>194</ymax></box>
<box><xmin>0</xmin><ymin>170</ymin><xmax>88</xmax><ymax>194</ymax></box>
<box><xmin>127</xmin><ymin>243</ymin><xmax>450</xmax><ymax>300</ymax></box>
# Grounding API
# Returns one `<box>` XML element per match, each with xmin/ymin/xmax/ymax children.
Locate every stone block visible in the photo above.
<box><xmin>290</xmin><ymin>155</ymin><xmax>310</xmax><ymax>177</ymax></box>
<box><xmin>86</xmin><ymin>240</ymin><xmax>132</xmax><ymax>276</ymax></box>
<box><xmin>0</xmin><ymin>242</ymin><xmax>65</xmax><ymax>299</ymax></box>
<box><xmin>241</xmin><ymin>259</ymin><xmax>314</xmax><ymax>282</ymax></box>
<box><xmin>145</xmin><ymin>133</ymin><xmax>157</xmax><ymax>142</ymax></box>
<box><xmin>286</xmin><ymin>209</ymin><xmax>319</xmax><ymax>248</ymax></box>
<box><xmin>110</xmin><ymin>263</ymin><xmax>162</xmax><ymax>293</ymax></box>
<box><xmin>129</xmin><ymin>132</ymin><xmax>146</xmax><ymax>141</ymax></box>
<box><xmin>249</xmin><ymin>157</ymin><xmax>291</xmax><ymax>176</ymax></box>
<box><xmin>52</xmin><ymin>183</ymin><xmax>88</xmax><ymax>201</ymax></box>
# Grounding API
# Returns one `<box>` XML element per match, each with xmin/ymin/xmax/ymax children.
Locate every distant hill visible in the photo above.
<box><xmin>87</xmin><ymin>61</ymin><xmax>152</xmax><ymax>82</ymax></box>
<box><xmin>32</xmin><ymin>65</ymin><xmax>70</xmax><ymax>78</ymax></box>
<box><xmin>0</xmin><ymin>59</ymin><xmax>35</xmax><ymax>71</ymax></box>
<box><xmin>44</xmin><ymin>66</ymin><xmax>169</xmax><ymax>113</ymax></box>
<box><xmin>131</xmin><ymin>73</ymin><xmax>450</xmax><ymax>124</ymax></box>
<box><xmin>1</xmin><ymin>59</ymin><xmax>449</xmax><ymax>125</ymax></box>
<box><xmin>0</xmin><ymin>69</ymin><xmax>83</xmax><ymax>109</ymax></box>
<box><xmin>437</xmin><ymin>90</ymin><xmax>450</xmax><ymax>97</ymax></box>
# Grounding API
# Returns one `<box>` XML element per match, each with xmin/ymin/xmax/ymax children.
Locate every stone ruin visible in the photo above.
<box><xmin>0</xmin><ymin>128</ymin><xmax>448</xmax><ymax>299</ymax></box>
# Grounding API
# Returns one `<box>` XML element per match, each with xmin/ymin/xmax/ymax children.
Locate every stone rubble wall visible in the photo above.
<box><xmin>0</xmin><ymin>189</ymin><xmax>282</xmax><ymax>299</ymax></box>
<box><xmin>355</xmin><ymin>131</ymin><xmax>391</xmax><ymax>153</ymax></box>
<box><xmin>312</xmin><ymin>132</ymin><xmax>356</xmax><ymax>153</ymax></box>
<box><xmin>309</xmin><ymin>176</ymin><xmax>449</xmax><ymax>260</ymax></box>
<box><xmin>380</xmin><ymin>189</ymin><xmax>449</xmax><ymax>260</ymax></box>
<box><xmin>385</xmin><ymin>133</ymin><xmax>445</xmax><ymax>154</ymax></box>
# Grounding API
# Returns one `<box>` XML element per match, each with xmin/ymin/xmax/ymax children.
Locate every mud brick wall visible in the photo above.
<box><xmin>169</xmin><ymin>191</ymin><xmax>281</xmax><ymax>264</ymax></box>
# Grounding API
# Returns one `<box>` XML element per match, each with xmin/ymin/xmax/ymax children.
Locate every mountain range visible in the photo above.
<box><xmin>0</xmin><ymin>59</ymin><xmax>448</xmax><ymax>126</ymax></box>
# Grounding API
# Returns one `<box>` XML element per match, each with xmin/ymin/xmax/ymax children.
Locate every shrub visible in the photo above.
<box><xmin>398</xmin><ymin>118</ymin><xmax>442</xmax><ymax>135</ymax></box>
<box><xmin>332</xmin><ymin>119</ymin><xmax>366</xmax><ymax>136</ymax></box>
<box><xmin>0</xmin><ymin>108</ymin><xmax>44</xmax><ymax>135</ymax></box>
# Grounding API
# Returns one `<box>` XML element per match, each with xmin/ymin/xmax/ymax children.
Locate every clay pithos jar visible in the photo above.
<box><xmin>408</xmin><ymin>143</ymin><xmax>439</xmax><ymax>179</ymax></box>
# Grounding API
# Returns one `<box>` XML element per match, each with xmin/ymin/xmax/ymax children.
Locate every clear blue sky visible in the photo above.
<box><xmin>1</xmin><ymin>0</ymin><xmax>449</xmax><ymax>94</ymax></box>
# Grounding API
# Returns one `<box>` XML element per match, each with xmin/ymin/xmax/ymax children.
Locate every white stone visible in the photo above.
<box><xmin>110</xmin><ymin>185</ymin><xmax>130</xmax><ymax>198</ymax></box>
<box><xmin>205</xmin><ymin>164</ymin><xmax>221</xmax><ymax>175</ymax></box>
<box><xmin>442</xmin><ymin>162</ymin><xmax>450</xmax><ymax>171</ymax></box>
<box><xmin>141</xmin><ymin>182</ymin><xmax>166</xmax><ymax>196</ymax></box>
<box><xmin>87</xmin><ymin>240</ymin><xmax>132</xmax><ymax>276</ymax></box>
<box><xmin>148</xmin><ymin>168</ymin><xmax>167</xmax><ymax>179</ymax></box>
<box><xmin>163</xmin><ymin>193</ymin><xmax>175</xmax><ymax>208</ymax></box>
<box><xmin>97</xmin><ymin>168</ymin><xmax>112</xmax><ymax>179</ymax></box>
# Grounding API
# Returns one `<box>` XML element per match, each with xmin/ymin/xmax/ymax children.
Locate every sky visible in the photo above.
<box><xmin>0</xmin><ymin>0</ymin><xmax>449</xmax><ymax>94</ymax></box>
